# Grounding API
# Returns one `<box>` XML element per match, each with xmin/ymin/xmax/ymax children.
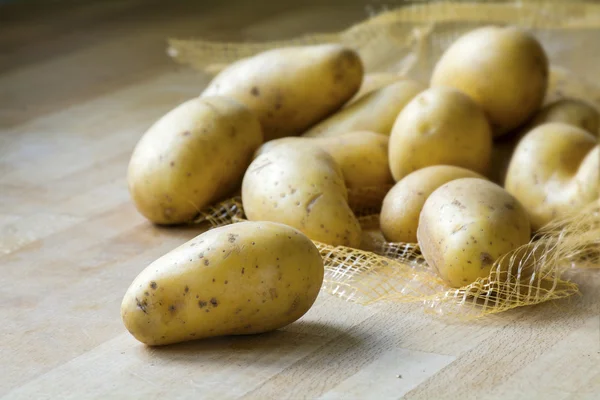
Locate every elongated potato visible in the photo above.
<box><xmin>128</xmin><ymin>96</ymin><xmax>262</xmax><ymax>224</ymax></box>
<box><xmin>303</xmin><ymin>80</ymin><xmax>424</xmax><ymax>137</ymax></box>
<box><xmin>254</xmin><ymin>131</ymin><xmax>392</xmax><ymax>189</ymax></box>
<box><xmin>380</xmin><ymin>166</ymin><xmax>485</xmax><ymax>243</ymax></box>
<box><xmin>505</xmin><ymin>122</ymin><xmax>599</xmax><ymax>230</ymax></box>
<box><xmin>201</xmin><ymin>44</ymin><xmax>363</xmax><ymax>140</ymax></box>
<box><xmin>242</xmin><ymin>145</ymin><xmax>361</xmax><ymax>247</ymax></box>
<box><xmin>418</xmin><ymin>178</ymin><xmax>531</xmax><ymax>287</ymax></box>
<box><xmin>347</xmin><ymin>72</ymin><xmax>406</xmax><ymax>105</ymax></box>
<box><xmin>431</xmin><ymin>26</ymin><xmax>548</xmax><ymax>136</ymax></box>
<box><xmin>121</xmin><ymin>221</ymin><xmax>324</xmax><ymax>345</ymax></box>
<box><xmin>388</xmin><ymin>87</ymin><xmax>492</xmax><ymax>181</ymax></box>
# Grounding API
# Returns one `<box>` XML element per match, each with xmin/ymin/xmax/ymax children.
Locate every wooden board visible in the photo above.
<box><xmin>1</xmin><ymin>1</ymin><xmax>599</xmax><ymax>399</ymax></box>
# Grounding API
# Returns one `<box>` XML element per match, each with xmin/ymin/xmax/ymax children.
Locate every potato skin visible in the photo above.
<box><xmin>242</xmin><ymin>145</ymin><xmax>362</xmax><ymax>247</ymax></box>
<box><xmin>121</xmin><ymin>221</ymin><xmax>324</xmax><ymax>346</ymax></box>
<box><xmin>254</xmin><ymin>131</ymin><xmax>393</xmax><ymax>189</ymax></box>
<box><xmin>388</xmin><ymin>87</ymin><xmax>492</xmax><ymax>181</ymax></box>
<box><xmin>347</xmin><ymin>72</ymin><xmax>406</xmax><ymax>105</ymax></box>
<box><xmin>418</xmin><ymin>178</ymin><xmax>531</xmax><ymax>288</ymax></box>
<box><xmin>128</xmin><ymin>96</ymin><xmax>262</xmax><ymax>225</ymax></box>
<box><xmin>201</xmin><ymin>44</ymin><xmax>363</xmax><ymax>140</ymax></box>
<box><xmin>380</xmin><ymin>166</ymin><xmax>484</xmax><ymax>243</ymax></box>
<box><xmin>529</xmin><ymin>98</ymin><xmax>599</xmax><ymax>135</ymax></box>
<box><xmin>303</xmin><ymin>80</ymin><xmax>424</xmax><ymax>137</ymax></box>
<box><xmin>505</xmin><ymin>122</ymin><xmax>599</xmax><ymax>230</ymax></box>
<box><xmin>431</xmin><ymin>26</ymin><xmax>548</xmax><ymax>136</ymax></box>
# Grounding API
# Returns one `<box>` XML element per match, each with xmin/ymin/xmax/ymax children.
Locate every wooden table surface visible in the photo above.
<box><xmin>1</xmin><ymin>1</ymin><xmax>599</xmax><ymax>399</ymax></box>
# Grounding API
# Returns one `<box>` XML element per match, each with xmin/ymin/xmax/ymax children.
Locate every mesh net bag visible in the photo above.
<box><xmin>178</xmin><ymin>0</ymin><xmax>599</xmax><ymax>319</ymax></box>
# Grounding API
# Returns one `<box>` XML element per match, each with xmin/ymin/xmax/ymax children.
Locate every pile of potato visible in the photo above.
<box><xmin>122</xmin><ymin>26</ymin><xmax>599</xmax><ymax>345</ymax></box>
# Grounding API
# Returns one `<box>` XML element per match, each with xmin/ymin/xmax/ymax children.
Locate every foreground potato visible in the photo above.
<box><xmin>128</xmin><ymin>97</ymin><xmax>262</xmax><ymax>224</ymax></box>
<box><xmin>380</xmin><ymin>166</ymin><xmax>484</xmax><ymax>243</ymax></box>
<box><xmin>528</xmin><ymin>98</ymin><xmax>599</xmax><ymax>134</ymax></box>
<box><xmin>201</xmin><ymin>44</ymin><xmax>363</xmax><ymax>140</ymax></box>
<box><xmin>303</xmin><ymin>80</ymin><xmax>424</xmax><ymax>137</ymax></box>
<box><xmin>254</xmin><ymin>131</ymin><xmax>392</xmax><ymax>189</ymax></box>
<box><xmin>505</xmin><ymin>123</ymin><xmax>599</xmax><ymax>230</ymax></box>
<box><xmin>121</xmin><ymin>222</ymin><xmax>324</xmax><ymax>345</ymax></box>
<box><xmin>388</xmin><ymin>87</ymin><xmax>492</xmax><ymax>181</ymax></box>
<box><xmin>418</xmin><ymin>178</ymin><xmax>531</xmax><ymax>287</ymax></box>
<box><xmin>242</xmin><ymin>145</ymin><xmax>362</xmax><ymax>247</ymax></box>
<box><xmin>431</xmin><ymin>26</ymin><xmax>548</xmax><ymax>136</ymax></box>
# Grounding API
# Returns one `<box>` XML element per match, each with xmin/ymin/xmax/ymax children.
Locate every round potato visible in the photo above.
<box><xmin>242</xmin><ymin>144</ymin><xmax>361</xmax><ymax>248</ymax></box>
<box><xmin>254</xmin><ymin>131</ymin><xmax>393</xmax><ymax>189</ymax></box>
<box><xmin>201</xmin><ymin>44</ymin><xmax>363</xmax><ymax>140</ymax></box>
<box><xmin>431</xmin><ymin>26</ymin><xmax>548</xmax><ymax>136</ymax></box>
<box><xmin>380</xmin><ymin>166</ymin><xmax>485</xmax><ymax>243</ymax></box>
<box><xmin>303</xmin><ymin>80</ymin><xmax>424</xmax><ymax>137</ymax></box>
<box><xmin>121</xmin><ymin>221</ymin><xmax>324</xmax><ymax>345</ymax></box>
<box><xmin>128</xmin><ymin>96</ymin><xmax>262</xmax><ymax>225</ymax></box>
<box><xmin>505</xmin><ymin>122</ymin><xmax>599</xmax><ymax>230</ymax></box>
<box><xmin>418</xmin><ymin>178</ymin><xmax>531</xmax><ymax>288</ymax></box>
<box><xmin>489</xmin><ymin>98</ymin><xmax>599</xmax><ymax>184</ymax></box>
<box><xmin>388</xmin><ymin>87</ymin><xmax>492</xmax><ymax>181</ymax></box>
<box><xmin>529</xmin><ymin>98</ymin><xmax>599</xmax><ymax>135</ymax></box>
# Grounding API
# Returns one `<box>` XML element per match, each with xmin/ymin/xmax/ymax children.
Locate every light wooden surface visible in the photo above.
<box><xmin>1</xmin><ymin>1</ymin><xmax>599</xmax><ymax>399</ymax></box>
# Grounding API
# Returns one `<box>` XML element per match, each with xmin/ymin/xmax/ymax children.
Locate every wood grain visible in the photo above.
<box><xmin>1</xmin><ymin>1</ymin><xmax>599</xmax><ymax>399</ymax></box>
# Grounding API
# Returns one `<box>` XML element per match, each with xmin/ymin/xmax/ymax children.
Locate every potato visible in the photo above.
<box><xmin>128</xmin><ymin>96</ymin><xmax>262</xmax><ymax>225</ymax></box>
<box><xmin>121</xmin><ymin>221</ymin><xmax>324</xmax><ymax>345</ymax></box>
<box><xmin>489</xmin><ymin>98</ymin><xmax>599</xmax><ymax>185</ymax></box>
<box><xmin>242</xmin><ymin>144</ymin><xmax>362</xmax><ymax>247</ymax></box>
<box><xmin>529</xmin><ymin>98</ymin><xmax>599</xmax><ymax>135</ymax></box>
<box><xmin>431</xmin><ymin>26</ymin><xmax>548</xmax><ymax>136</ymax></box>
<box><xmin>388</xmin><ymin>87</ymin><xmax>492</xmax><ymax>181</ymax></box>
<box><xmin>418</xmin><ymin>178</ymin><xmax>531</xmax><ymax>288</ymax></box>
<box><xmin>254</xmin><ymin>131</ymin><xmax>392</xmax><ymax>189</ymax></box>
<box><xmin>347</xmin><ymin>72</ymin><xmax>406</xmax><ymax>105</ymax></box>
<box><xmin>380</xmin><ymin>166</ymin><xmax>485</xmax><ymax>243</ymax></box>
<box><xmin>302</xmin><ymin>80</ymin><xmax>424</xmax><ymax>137</ymax></box>
<box><xmin>505</xmin><ymin>122</ymin><xmax>599</xmax><ymax>230</ymax></box>
<box><xmin>201</xmin><ymin>44</ymin><xmax>363</xmax><ymax>140</ymax></box>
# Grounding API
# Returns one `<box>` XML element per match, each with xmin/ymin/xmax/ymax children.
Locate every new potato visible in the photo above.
<box><xmin>303</xmin><ymin>80</ymin><xmax>424</xmax><ymax>137</ymax></box>
<box><xmin>418</xmin><ymin>178</ymin><xmax>531</xmax><ymax>288</ymax></box>
<box><xmin>388</xmin><ymin>87</ymin><xmax>492</xmax><ymax>181</ymax></box>
<box><xmin>347</xmin><ymin>72</ymin><xmax>406</xmax><ymax>105</ymax></box>
<box><xmin>201</xmin><ymin>44</ymin><xmax>363</xmax><ymax>140</ymax></box>
<box><xmin>254</xmin><ymin>131</ymin><xmax>393</xmax><ymax>189</ymax></box>
<box><xmin>505</xmin><ymin>122</ymin><xmax>599</xmax><ymax>230</ymax></box>
<box><xmin>242</xmin><ymin>145</ymin><xmax>362</xmax><ymax>247</ymax></box>
<box><xmin>121</xmin><ymin>221</ymin><xmax>324</xmax><ymax>345</ymax></box>
<box><xmin>380</xmin><ymin>166</ymin><xmax>485</xmax><ymax>243</ymax></box>
<box><xmin>128</xmin><ymin>96</ymin><xmax>262</xmax><ymax>225</ymax></box>
<box><xmin>431</xmin><ymin>26</ymin><xmax>548</xmax><ymax>136</ymax></box>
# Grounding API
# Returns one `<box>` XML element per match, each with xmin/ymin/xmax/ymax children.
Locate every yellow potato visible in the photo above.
<box><xmin>242</xmin><ymin>145</ymin><xmax>361</xmax><ymax>247</ymax></box>
<box><xmin>121</xmin><ymin>221</ymin><xmax>324</xmax><ymax>345</ymax></box>
<box><xmin>128</xmin><ymin>96</ymin><xmax>262</xmax><ymax>225</ymax></box>
<box><xmin>418</xmin><ymin>178</ymin><xmax>531</xmax><ymax>288</ymax></box>
<box><xmin>529</xmin><ymin>98</ymin><xmax>599</xmax><ymax>135</ymax></box>
<box><xmin>388</xmin><ymin>87</ymin><xmax>492</xmax><ymax>181</ymax></box>
<box><xmin>489</xmin><ymin>98</ymin><xmax>599</xmax><ymax>184</ymax></box>
<box><xmin>201</xmin><ymin>44</ymin><xmax>363</xmax><ymax>140</ymax></box>
<box><xmin>347</xmin><ymin>72</ymin><xmax>406</xmax><ymax>105</ymax></box>
<box><xmin>505</xmin><ymin>122</ymin><xmax>599</xmax><ymax>230</ymax></box>
<box><xmin>254</xmin><ymin>131</ymin><xmax>392</xmax><ymax>189</ymax></box>
<box><xmin>380</xmin><ymin>166</ymin><xmax>485</xmax><ymax>243</ymax></box>
<box><xmin>431</xmin><ymin>26</ymin><xmax>548</xmax><ymax>136</ymax></box>
<box><xmin>303</xmin><ymin>80</ymin><xmax>424</xmax><ymax>137</ymax></box>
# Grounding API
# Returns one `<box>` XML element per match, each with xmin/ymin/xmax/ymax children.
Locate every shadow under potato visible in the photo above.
<box><xmin>143</xmin><ymin>321</ymin><xmax>361</xmax><ymax>362</ymax></box>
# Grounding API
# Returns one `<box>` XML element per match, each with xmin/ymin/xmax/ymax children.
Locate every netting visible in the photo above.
<box><xmin>178</xmin><ymin>1</ymin><xmax>599</xmax><ymax>319</ymax></box>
